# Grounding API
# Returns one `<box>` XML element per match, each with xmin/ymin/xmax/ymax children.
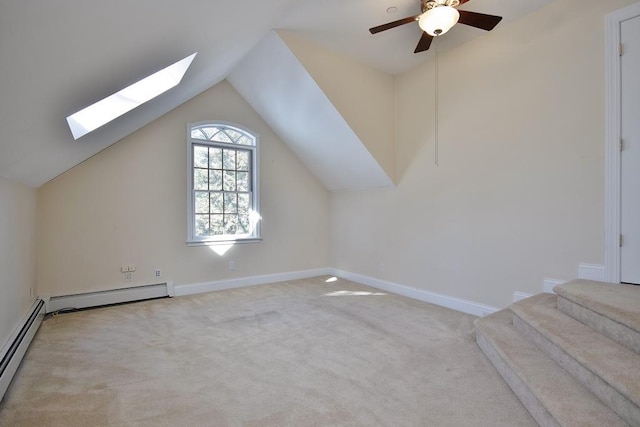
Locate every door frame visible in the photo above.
<box><xmin>604</xmin><ymin>2</ymin><xmax>640</xmax><ymax>283</ymax></box>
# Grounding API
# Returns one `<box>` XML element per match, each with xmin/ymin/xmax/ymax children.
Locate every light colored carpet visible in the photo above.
<box><xmin>511</xmin><ymin>292</ymin><xmax>640</xmax><ymax>426</ymax></box>
<box><xmin>476</xmin><ymin>309</ymin><xmax>628</xmax><ymax>427</ymax></box>
<box><xmin>0</xmin><ymin>276</ymin><xmax>535</xmax><ymax>426</ymax></box>
<box><xmin>556</xmin><ymin>279</ymin><xmax>640</xmax><ymax>355</ymax></box>
<box><xmin>554</xmin><ymin>279</ymin><xmax>640</xmax><ymax>332</ymax></box>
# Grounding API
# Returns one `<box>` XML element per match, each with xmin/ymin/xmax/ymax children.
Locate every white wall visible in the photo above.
<box><xmin>0</xmin><ymin>177</ymin><xmax>37</xmax><ymax>351</ymax></box>
<box><xmin>330</xmin><ymin>0</ymin><xmax>638</xmax><ymax>308</ymax></box>
<box><xmin>37</xmin><ymin>81</ymin><xmax>330</xmax><ymax>296</ymax></box>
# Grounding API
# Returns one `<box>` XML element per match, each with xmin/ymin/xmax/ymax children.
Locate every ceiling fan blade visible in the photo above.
<box><xmin>458</xmin><ymin>0</ymin><xmax>472</xmax><ymax>4</ymax></box>
<box><xmin>457</xmin><ymin>10</ymin><xmax>503</xmax><ymax>31</ymax></box>
<box><xmin>369</xmin><ymin>15</ymin><xmax>419</xmax><ymax>34</ymax></box>
<box><xmin>414</xmin><ymin>32</ymin><xmax>434</xmax><ymax>53</ymax></box>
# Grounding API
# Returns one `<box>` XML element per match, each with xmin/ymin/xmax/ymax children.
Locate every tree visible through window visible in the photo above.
<box><xmin>187</xmin><ymin>123</ymin><xmax>260</xmax><ymax>244</ymax></box>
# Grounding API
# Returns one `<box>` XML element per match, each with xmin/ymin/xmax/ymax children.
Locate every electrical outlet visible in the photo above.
<box><xmin>228</xmin><ymin>260</ymin><xmax>236</xmax><ymax>271</ymax></box>
<box><xmin>125</xmin><ymin>272</ymin><xmax>132</xmax><ymax>282</ymax></box>
<box><xmin>155</xmin><ymin>269</ymin><xmax>161</xmax><ymax>278</ymax></box>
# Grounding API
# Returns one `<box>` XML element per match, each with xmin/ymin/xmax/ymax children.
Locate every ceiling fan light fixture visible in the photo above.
<box><xmin>418</xmin><ymin>5</ymin><xmax>460</xmax><ymax>37</ymax></box>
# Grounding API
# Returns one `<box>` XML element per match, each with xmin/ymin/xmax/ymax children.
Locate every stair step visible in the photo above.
<box><xmin>554</xmin><ymin>280</ymin><xmax>640</xmax><ymax>354</ymax></box>
<box><xmin>475</xmin><ymin>309</ymin><xmax>627</xmax><ymax>427</ymax></box>
<box><xmin>512</xmin><ymin>293</ymin><xmax>640</xmax><ymax>426</ymax></box>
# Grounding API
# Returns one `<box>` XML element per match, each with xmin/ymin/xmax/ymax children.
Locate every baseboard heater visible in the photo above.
<box><xmin>0</xmin><ymin>299</ymin><xmax>45</xmax><ymax>402</ymax></box>
<box><xmin>45</xmin><ymin>282</ymin><xmax>174</xmax><ymax>313</ymax></box>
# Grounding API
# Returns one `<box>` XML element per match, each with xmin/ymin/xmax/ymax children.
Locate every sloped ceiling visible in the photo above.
<box><xmin>0</xmin><ymin>0</ymin><xmax>555</xmax><ymax>189</ymax></box>
<box><xmin>0</xmin><ymin>0</ymin><xmax>296</xmax><ymax>188</ymax></box>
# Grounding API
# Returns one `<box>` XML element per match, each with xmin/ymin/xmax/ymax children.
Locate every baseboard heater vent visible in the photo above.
<box><xmin>45</xmin><ymin>282</ymin><xmax>174</xmax><ymax>314</ymax></box>
<box><xmin>0</xmin><ymin>299</ymin><xmax>45</xmax><ymax>402</ymax></box>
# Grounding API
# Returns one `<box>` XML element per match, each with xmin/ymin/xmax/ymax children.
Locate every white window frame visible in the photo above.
<box><xmin>187</xmin><ymin>121</ymin><xmax>261</xmax><ymax>245</ymax></box>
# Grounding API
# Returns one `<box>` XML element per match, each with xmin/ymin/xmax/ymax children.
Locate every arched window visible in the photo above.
<box><xmin>187</xmin><ymin>122</ymin><xmax>260</xmax><ymax>244</ymax></box>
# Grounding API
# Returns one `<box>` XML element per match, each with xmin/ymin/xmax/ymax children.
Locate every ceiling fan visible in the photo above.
<box><xmin>369</xmin><ymin>0</ymin><xmax>503</xmax><ymax>53</ymax></box>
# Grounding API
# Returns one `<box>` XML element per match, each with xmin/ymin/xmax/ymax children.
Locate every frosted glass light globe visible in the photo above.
<box><xmin>418</xmin><ymin>6</ymin><xmax>460</xmax><ymax>37</ymax></box>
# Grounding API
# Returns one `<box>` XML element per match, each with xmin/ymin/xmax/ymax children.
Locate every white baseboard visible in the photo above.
<box><xmin>44</xmin><ymin>283</ymin><xmax>171</xmax><ymax>313</ymax></box>
<box><xmin>513</xmin><ymin>292</ymin><xmax>533</xmax><ymax>302</ymax></box>
<box><xmin>173</xmin><ymin>268</ymin><xmax>333</xmax><ymax>297</ymax></box>
<box><xmin>578</xmin><ymin>263</ymin><xmax>605</xmax><ymax>281</ymax></box>
<box><xmin>168</xmin><ymin>267</ymin><xmax>499</xmax><ymax>317</ymax></box>
<box><xmin>1</xmin><ymin>299</ymin><xmax>45</xmax><ymax>402</ymax></box>
<box><xmin>543</xmin><ymin>278</ymin><xmax>566</xmax><ymax>294</ymax></box>
<box><xmin>515</xmin><ymin>276</ymin><xmax>570</xmax><ymax>301</ymax></box>
<box><xmin>329</xmin><ymin>269</ymin><xmax>498</xmax><ymax>317</ymax></box>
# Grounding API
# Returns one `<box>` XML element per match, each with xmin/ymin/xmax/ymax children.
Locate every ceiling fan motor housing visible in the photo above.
<box><xmin>421</xmin><ymin>0</ymin><xmax>460</xmax><ymax>13</ymax></box>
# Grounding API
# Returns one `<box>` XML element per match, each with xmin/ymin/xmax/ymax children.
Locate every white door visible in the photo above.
<box><xmin>620</xmin><ymin>14</ymin><xmax>640</xmax><ymax>284</ymax></box>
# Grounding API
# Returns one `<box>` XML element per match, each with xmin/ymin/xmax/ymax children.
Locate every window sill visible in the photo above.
<box><xmin>186</xmin><ymin>238</ymin><xmax>262</xmax><ymax>247</ymax></box>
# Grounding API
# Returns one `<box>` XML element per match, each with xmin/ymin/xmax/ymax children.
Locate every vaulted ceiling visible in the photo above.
<box><xmin>0</xmin><ymin>0</ymin><xmax>554</xmax><ymax>188</ymax></box>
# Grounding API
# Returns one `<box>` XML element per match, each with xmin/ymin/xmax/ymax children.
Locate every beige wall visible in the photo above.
<box><xmin>0</xmin><ymin>177</ymin><xmax>36</xmax><ymax>350</ymax></box>
<box><xmin>38</xmin><ymin>81</ymin><xmax>330</xmax><ymax>297</ymax></box>
<box><xmin>331</xmin><ymin>0</ymin><xmax>638</xmax><ymax>308</ymax></box>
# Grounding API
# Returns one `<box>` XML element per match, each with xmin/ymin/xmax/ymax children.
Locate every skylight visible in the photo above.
<box><xmin>66</xmin><ymin>53</ymin><xmax>197</xmax><ymax>140</ymax></box>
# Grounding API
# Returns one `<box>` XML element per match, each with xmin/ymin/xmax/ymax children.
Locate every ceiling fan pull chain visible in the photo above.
<box><xmin>434</xmin><ymin>45</ymin><xmax>439</xmax><ymax>167</ymax></box>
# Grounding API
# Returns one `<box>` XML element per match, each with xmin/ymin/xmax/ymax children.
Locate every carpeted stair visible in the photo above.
<box><xmin>476</xmin><ymin>279</ymin><xmax>640</xmax><ymax>426</ymax></box>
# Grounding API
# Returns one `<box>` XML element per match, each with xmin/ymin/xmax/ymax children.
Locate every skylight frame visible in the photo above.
<box><xmin>66</xmin><ymin>52</ymin><xmax>197</xmax><ymax>140</ymax></box>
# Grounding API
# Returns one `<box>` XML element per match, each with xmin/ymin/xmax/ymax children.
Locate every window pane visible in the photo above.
<box><xmin>238</xmin><ymin>214</ymin><xmax>250</xmax><ymax>234</ymax></box>
<box><xmin>237</xmin><ymin>151</ymin><xmax>249</xmax><ymax>171</ymax></box>
<box><xmin>195</xmin><ymin>192</ymin><xmax>209</xmax><ymax>214</ymax></box>
<box><xmin>223</xmin><ymin>171</ymin><xmax>236</xmax><ymax>191</ymax></box>
<box><xmin>226</xmin><ymin>129</ymin><xmax>242</xmax><ymax>142</ymax></box>
<box><xmin>224</xmin><ymin>215</ymin><xmax>238</xmax><ymax>235</ymax></box>
<box><xmin>237</xmin><ymin>172</ymin><xmax>249</xmax><ymax>192</ymax></box>
<box><xmin>238</xmin><ymin>136</ymin><xmax>253</xmax><ymax>146</ymax></box>
<box><xmin>224</xmin><ymin>193</ymin><xmax>238</xmax><ymax>213</ymax></box>
<box><xmin>211</xmin><ymin>214</ymin><xmax>224</xmax><ymax>235</ymax></box>
<box><xmin>202</xmin><ymin>127</ymin><xmax>218</xmax><ymax>140</ymax></box>
<box><xmin>209</xmin><ymin>147</ymin><xmax>222</xmax><ymax>169</ymax></box>
<box><xmin>210</xmin><ymin>170</ymin><xmax>223</xmax><ymax>191</ymax></box>
<box><xmin>238</xmin><ymin>193</ymin><xmax>250</xmax><ymax>215</ymax></box>
<box><xmin>194</xmin><ymin>169</ymin><xmax>209</xmax><ymax>191</ymax></box>
<box><xmin>193</xmin><ymin>146</ymin><xmax>208</xmax><ymax>167</ymax></box>
<box><xmin>191</xmin><ymin>129</ymin><xmax>208</xmax><ymax>140</ymax></box>
<box><xmin>210</xmin><ymin>192</ymin><xmax>223</xmax><ymax>214</ymax></box>
<box><xmin>223</xmin><ymin>149</ymin><xmax>236</xmax><ymax>170</ymax></box>
<box><xmin>195</xmin><ymin>215</ymin><xmax>210</xmax><ymax>237</ymax></box>
<box><xmin>213</xmin><ymin>131</ymin><xmax>232</xmax><ymax>143</ymax></box>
